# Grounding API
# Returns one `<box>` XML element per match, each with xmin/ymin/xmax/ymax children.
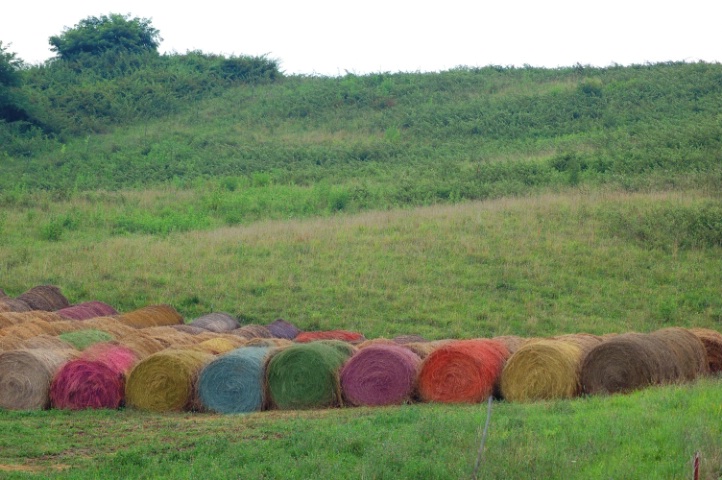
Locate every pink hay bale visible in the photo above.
<box><xmin>17</xmin><ymin>285</ymin><xmax>70</xmax><ymax>311</ymax></box>
<box><xmin>56</xmin><ymin>301</ymin><xmax>118</xmax><ymax>320</ymax></box>
<box><xmin>341</xmin><ymin>344</ymin><xmax>422</xmax><ymax>406</ymax></box>
<box><xmin>295</xmin><ymin>330</ymin><xmax>366</xmax><ymax>344</ymax></box>
<box><xmin>266</xmin><ymin>318</ymin><xmax>302</xmax><ymax>340</ymax></box>
<box><xmin>82</xmin><ymin>343</ymin><xmax>139</xmax><ymax>374</ymax></box>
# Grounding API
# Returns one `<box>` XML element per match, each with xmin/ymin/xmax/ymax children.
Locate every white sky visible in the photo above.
<box><xmin>2</xmin><ymin>1</ymin><xmax>719</xmax><ymax>76</ymax></box>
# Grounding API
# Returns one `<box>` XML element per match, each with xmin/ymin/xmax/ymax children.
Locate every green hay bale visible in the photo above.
<box><xmin>59</xmin><ymin>329</ymin><xmax>115</xmax><ymax>351</ymax></box>
<box><xmin>125</xmin><ymin>349</ymin><xmax>213</xmax><ymax>412</ymax></box>
<box><xmin>266</xmin><ymin>342</ymin><xmax>352</xmax><ymax>410</ymax></box>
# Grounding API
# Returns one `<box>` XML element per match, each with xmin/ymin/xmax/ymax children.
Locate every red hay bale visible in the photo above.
<box><xmin>17</xmin><ymin>285</ymin><xmax>70</xmax><ymax>311</ymax></box>
<box><xmin>417</xmin><ymin>339</ymin><xmax>509</xmax><ymax>403</ymax></box>
<box><xmin>689</xmin><ymin>328</ymin><xmax>722</xmax><ymax>374</ymax></box>
<box><xmin>56</xmin><ymin>301</ymin><xmax>118</xmax><ymax>320</ymax></box>
<box><xmin>116</xmin><ymin>305</ymin><xmax>183</xmax><ymax>328</ymax></box>
<box><xmin>190</xmin><ymin>313</ymin><xmax>240</xmax><ymax>333</ymax></box>
<box><xmin>295</xmin><ymin>330</ymin><xmax>366</xmax><ymax>344</ymax></box>
<box><xmin>341</xmin><ymin>344</ymin><xmax>422</xmax><ymax>406</ymax></box>
<box><xmin>0</xmin><ymin>349</ymin><xmax>78</xmax><ymax>410</ymax></box>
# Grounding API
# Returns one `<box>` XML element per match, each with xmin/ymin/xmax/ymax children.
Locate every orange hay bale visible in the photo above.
<box><xmin>17</xmin><ymin>285</ymin><xmax>70</xmax><ymax>311</ymax></box>
<box><xmin>418</xmin><ymin>339</ymin><xmax>509</xmax><ymax>403</ymax></box>
<box><xmin>689</xmin><ymin>328</ymin><xmax>722</xmax><ymax>374</ymax></box>
<box><xmin>650</xmin><ymin>327</ymin><xmax>708</xmax><ymax>381</ymax></box>
<box><xmin>82</xmin><ymin>317</ymin><xmax>137</xmax><ymax>337</ymax></box>
<box><xmin>0</xmin><ymin>319</ymin><xmax>55</xmax><ymax>339</ymax></box>
<box><xmin>117</xmin><ymin>305</ymin><xmax>183</xmax><ymax>328</ymax></box>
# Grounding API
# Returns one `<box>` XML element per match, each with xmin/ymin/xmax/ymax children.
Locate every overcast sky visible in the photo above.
<box><xmin>2</xmin><ymin>1</ymin><xmax>719</xmax><ymax>76</ymax></box>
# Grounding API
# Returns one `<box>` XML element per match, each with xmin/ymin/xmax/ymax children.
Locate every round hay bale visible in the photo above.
<box><xmin>44</xmin><ymin>319</ymin><xmax>87</xmax><ymax>335</ymax></box>
<box><xmin>491</xmin><ymin>336</ymin><xmax>530</xmax><ymax>355</ymax></box>
<box><xmin>81</xmin><ymin>317</ymin><xmax>137</xmax><ymax>337</ymax></box>
<box><xmin>233</xmin><ymin>324</ymin><xmax>273</xmax><ymax>339</ymax></box>
<box><xmin>689</xmin><ymin>328</ymin><xmax>722</xmax><ymax>374</ymax></box>
<box><xmin>198</xmin><ymin>346</ymin><xmax>273</xmax><ymax>413</ymax></box>
<box><xmin>117</xmin><ymin>305</ymin><xmax>183</xmax><ymax>328</ymax></box>
<box><xmin>553</xmin><ymin>333</ymin><xmax>604</xmax><ymax>359</ymax></box>
<box><xmin>0</xmin><ymin>348</ymin><xmax>78</xmax><ymax>410</ymax></box>
<box><xmin>125</xmin><ymin>349</ymin><xmax>213</xmax><ymax>412</ymax></box>
<box><xmin>58</xmin><ymin>330</ymin><xmax>115</xmax><ymax>351</ymax></box>
<box><xmin>117</xmin><ymin>332</ymin><xmax>166</xmax><ymax>358</ymax></box>
<box><xmin>56</xmin><ymin>301</ymin><xmax>118</xmax><ymax>320</ymax></box>
<box><xmin>0</xmin><ymin>319</ymin><xmax>55</xmax><ymax>339</ymax></box>
<box><xmin>392</xmin><ymin>334</ymin><xmax>428</xmax><ymax>345</ymax></box>
<box><xmin>341</xmin><ymin>344</ymin><xmax>421</xmax><ymax>407</ymax></box>
<box><xmin>403</xmin><ymin>340</ymin><xmax>450</xmax><ymax>359</ymax></box>
<box><xmin>499</xmin><ymin>339</ymin><xmax>583</xmax><ymax>402</ymax></box>
<box><xmin>650</xmin><ymin>327</ymin><xmax>708</xmax><ymax>381</ymax></box>
<box><xmin>0</xmin><ymin>334</ymin><xmax>27</xmax><ymax>351</ymax></box>
<box><xmin>357</xmin><ymin>338</ymin><xmax>396</xmax><ymax>349</ymax></box>
<box><xmin>0</xmin><ymin>311</ymin><xmax>63</xmax><ymax>330</ymax></box>
<box><xmin>418</xmin><ymin>339</ymin><xmax>509</xmax><ymax>404</ymax></box>
<box><xmin>17</xmin><ymin>285</ymin><xmax>70</xmax><ymax>311</ymax></box>
<box><xmin>190</xmin><ymin>313</ymin><xmax>240</xmax><ymax>333</ymax></box>
<box><xmin>266</xmin><ymin>342</ymin><xmax>352</xmax><ymax>410</ymax></box>
<box><xmin>20</xmin><ymin>335</ymin><xmax>75</xmax><ymax>351</ymax></box>
<box><xmin>192</xmin><ymin>338</ymin><xmax>239</xmax><ymax>355</ymax></box>
<box><xmin>0</xmin><ymin>298</ymin><xmax>32</xmax><ymax>313</ymax></box>
<box><xmin>295</xmin><ymin>330</ymin><xmax>366</xmax><ymax>344</ymax></box>
<box><xmin>0</xmin><ymin>288</ymin><xmax>6</xmax><ymax>298</ymax></box>
<box><xmin>580</xmin><ymin>333</ymin><xmax>676</xmax><ymax>395</ymax></box>
<box><xmin>266</xmin><ymin>318</ymin><xmax>302</xmax><ymax>340</ymax></box>
<box><xmin>170</xmin><ymin>324</ymin><xmax>209</xmax><ymax>335</ymax></box>
<box><xmin>140</xmin><ymin>327</ymin><xmax>196</xmax><ymax>348</ymax></box>
<box><xmin>243</xmin><ymin>337</ymin><xmax>292</xmax><ymax>348</ymax></box>
<box><xmin>82</xmin><ymin>343</ymin><xmax>139</xmax><ymax>374</ymax></box>
<box><xmin>316</xmin><ymin>339</ymin><xmax>358</xmax><ymax>357</ymax></box>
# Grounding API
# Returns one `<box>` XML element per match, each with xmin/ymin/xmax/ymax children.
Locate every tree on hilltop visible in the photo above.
<box><xmin>0</xmin><ymin>41</ymin><xmax>32</xmax><ymax>122</ymax></box>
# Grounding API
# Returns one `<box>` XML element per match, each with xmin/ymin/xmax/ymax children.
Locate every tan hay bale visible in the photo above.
<box><xmin>243</xmin><ymin>337</ymin><xmax>293</xmax><ymax>348</ymax></box>
<box><xmin>0</xmin><ymin>319</ymin><xmax>55</xmax><ymax>340</ymax></box>
<box><xmin>0</xmin><ymin>348</ymin><xmax>78</xmax><ymax>409</ymax></box>
<box><xmin>0</xmin><ymin>311</ymin><xmax>63</xmax><ymax>330</ymax></box>
<box><xmin>42</xmin><ymin>320</ymin><xmax>87</xmax><ymax>335</ymax></box>
<box><xmin>17</xmin><ymin>285</ymin><xmax>70</xmax><ymax>311</ymax></box>
<box><xmin>689</xmin><ymin>328</ymin><xmax>722</xmax><ymax>374</ymax></box>
<box><xmin>233</xmin><ymin>324</ymin><xmax>273</xmax><ymax>339</ymax></box>
<box><xmin>169</xmin><ymin>324</ymin><xmax>209</xmax><ymax>335</ymax></box>
<box><xmin>403</xmin><ymin>340</ymin><xmax>451</xmax><ymax>359</ymax></box>
<box><xmin>190</xmin><ymin>313</ymin><xmax>240</xmax><ymax>333</ymax></box>
<box><xmin>553</xmin><ymin>333</ymin><xmax>604</xmax><ymax>358</ymax></box>
<box><xmin>0</xmin><ymin>298</ymin><xmax>32</xmax><ymax>313</ymax></box>
<box><xmin>191</xmin><ymin>338</ymin><xmax>239</xmax><ymax>355</ymax></box>
<box><xmin>491</xmin><ymin>336</ymin><xmax>529</xmax><ymax>355</ymax></box>
<box><xmin>357</xmin><ymin>338</ymin><xmax>397</xmax><ymax>349</ymax></box>
<box><xmin>140</xmin><ymin>326</ymin><xmax>197</xmax><ymax>348</ymax></box>
<box><xmin>82</xmin><ymin>317</ymin><xmax>137</xmax><ymax>337</ymax></box>
<box><xmin>392</xmin><ymin>334</ymin><xmax>428</xmax><ymax>344</ymax></box>
<box><xmin>0</xmin><ymin>335</ymin><xmax>26</xmax><ymax>351</ymax></box>
<box><xmin>118</xmin><ymin>333</ymin><xmax>166</xmax><ymax>359</ymax></box>
<box><xmin>650</xmin><ymin>327</ymin><xmax>708</xmax><ymax>381</ymax></box>
<box><xmin>20</xmin><ymin>335</ymin><xmax>76</xmax><ymax>351</ymax></box>
<box><xmin>117</xmin><ymin>305</ymin><xmax>184</xmax><ymax>328</ymax></box>
<box><xmin>500</xmin><ymin>339</ymin><xmax>583</xmax><ymax>402</ymax></box>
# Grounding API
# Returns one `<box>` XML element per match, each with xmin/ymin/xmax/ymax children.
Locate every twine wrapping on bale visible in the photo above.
<box><xmin>0</xmin><ymin>298</ymin><xmax>32</xmax><ymax>313</ymax></box>
<box><xmin>392</xmin><ymin>334</ymin><xmax>428</xmax><ymax>345</ymax></box>
<box><xmin>190</xmin><ymin>313</ymin><xmax>240</xmax><ymax>333</ymax></box>
<box><xmin>116</xmin><ymin>305</ymin><xmax>183</xmax><ymax>328</ymax></box>
<box><xmin>117</xmin><ymin>332</ymin><xmax>166</xmax><ymax>359</ymax></box>
<box><xmin>20</xmin><ymin>335</ymin><xmax>75</xmax><ymax>351</ymax></box>
<box><xmin>59</xmin><ymin>329</ymin><xmax>115</xmax><ymax>351</ymax></box>
<box><xmin>418</xmin><ymin>339</ymin><xmax>509</xmax><ymax>404</ymax></box>
<box><xmin>689</xmin><ymin>328</ymin><xmax>722</xmax><ymax>374</ymax></box>
<box><xmin>341</xmin><ymin>344</ymin><xmax>422</xmax><ymax>407</ymax></box>
<box><xmin>650</xmin><ymin>327</ymin><xmax>708</xmax><ymax>381</ymax></box>
<box><xmin>266</xmin><ymin>319</ymin><xmax>302</xmax><ymax>340</ymax></box>
<box><xmin>56</xmin><ymin>301</ymin><xmax>118</xmax><ymax>320</ymax></box>
<box><xmin>81</xmin><ymin>317</ymin><xmax>137</xmax><ymax>337</ymax></box>
<box><xmin>0</xmin><ymin>348</ymin><xmax>78</xmax><ymax>410</ymax></box>
<box><xmin>499</xmin><ymin>339</ymin><xmax>583</xmax><ymax>402</ymax></box>
<box><xmin>266</xmin><ymin>342</ymin><xmax>352</xmax><ymax>410</ymax></box>
<box><xmin>17</xmin><ymin>285</ymin><xmax>70</xmax><ymax>311</ymax></box>
<box><xmin>198</xmin><ymin>346</ymin><xmax>272</xmax><ymax>414</ymax></box>
<box><xmin>126</xmin><ymin>349</ymin><xmax>213</xmax><ymax>412</ymax></box>
<box><xmin>295</xmin><ymin>330</ymin><xmax>366</xmax><ymax>344</ymax></box>
<box><xmin>50</xmin><ymin>343</ymin><xmax>138</xmax><ymax>410</ymax></box>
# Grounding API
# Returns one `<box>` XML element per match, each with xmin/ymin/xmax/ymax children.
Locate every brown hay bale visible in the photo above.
<box><xmin>190</xmin><ymin>313</ymin><xmax>240</xmax><ymax>333</ymax></box>
<box><xmin>0</xmin><ymin>348</ymin><xmax>78</xmax><ymax>409</ymax></box>
<box><xmin>500</xmin><ymin>339</ymin><xmax>583</xmax><ymax>402</ymax></box>
<box><xmin>118</xmin><ymin>333</ymin><xmax>166</xmax><ymax>359</ymax></box>
<box><xmin>689</xmin><ymin>328</ymin><xmax>722</xmax><ymax>374</ymax></box>
<box><xmin>42</xmin><ymin>320</ymin><xmax>87</xmax><ymax>335</ymax></box>
<box><xmin>491</xmin><ymin>336</ymin><xmax>529</xmax><ymax>355</ymax></box>
<box><xmin>117</xmin><ymin>305</ymin><xmax>183</xmax><ymax>328</ymax></box>
<box><xmin>295</xmin><ymin>330</ymin><xmax>366</xmax><ymax>344</ymax></box>
<box><xmin>17</xmin><ymin>285</ymin><xmax>70</xmax><ymax>311</ymax></box>
<box><xmin>0</xmin><ymin>319</ymin><xmax>55</xmax><ymax>339</ymax></box>
<box><xmin>650</xmin><ymin>327</ymin><xmax>708</xmax><ymax>381</ymax></box>
<box><xmin>244</xmin><ymin>337</ymin><xmax>293</xmax><ymax>348</ymax></box>
<box><xmin>392</xmin><ymin>334</ymin><xmax>428</xmax><ymax>344</ymax></box>
<box><xmin>553</xmin><ymin>333</ymin><xmax>604</xmax><ymax>358</ymax></box>
<box><xmin>0</xmin><ymin>335</ymin><xmax>26</xmax><ymax>351</ymax></box>
<box><xmin>82</xmin><ymin>317</ymin><xmax>137</xmax><ymax>337</ymax></box>
<box><xmin>0</xmin><ymin>298</ymin><xmax>32</xmax><ymax>313</ymax></box>
<box><xmin>20</xmin><ymin>335</ymin><xmax>76</xmax><ymax>350</ymax></box>
<box><xmin>233</xmin><ymin>324</ymin><xmax>273</xmax><ymax>339</ymax></box>
<box><xmin>169</xmin><ymin>324</ymin><xmax>209</xmax><ymax>335</ymax></box>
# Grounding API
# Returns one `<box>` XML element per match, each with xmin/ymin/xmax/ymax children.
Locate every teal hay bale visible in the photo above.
<box><xmin>190</xmin><ymin>313</ymin><xmax>240</xmax><ymax>333</ymax></box>
<box><xmin>17</xmin><ymin>285</ymin><xmax>70</xmax><ymax>311</ymax></box>
<box><xmin>59</xmin><ymin>329</ymin><xmax>115</xmax><ymax>351</ymax></box>
<box><xmin>198</xmin><ymin>346</ymin><xmax>272</xmax><ymax>413</ymax></box>
<box><xmin>125</xmin><ymin>349</ymin><xmax>213</xmax><ymax>412</ymax></box>
<box><xmin>266</xmin><ymin>342</ymin><xmax>352</xmax><ymax>410</ymax></box>
<box><xmin>0</xmin><ymin>348</ymin><xmax>78</xmax><ymax>410</ymax></box>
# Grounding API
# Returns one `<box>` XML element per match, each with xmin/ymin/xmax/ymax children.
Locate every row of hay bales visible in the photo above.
<box><xmin>0</xmin><ymin>285</ymin><xmax>721</xmax><ymax>414</ymax></box>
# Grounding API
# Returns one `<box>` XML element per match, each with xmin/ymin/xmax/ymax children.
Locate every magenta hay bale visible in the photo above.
<box><xmin>126</xmin><ymin>349</ymin><xmax>213</xmax><ymax>412</ymax></box>
<box><xmin>340</xmin><ymin>344</ymin><xmax>421</xmax><ymax>407</ymax></box>
<box><xmin>0</xmin><ymin>348</ymin><xmax>78</xmax><ymax>410</ymax></box>
<box><xmin>266</xmin><ymin>318</ymin><xmax>302</xmax><ymax>340</ymax></box>
<box><xmin>499</xmin><ymin>339</ymin><xmax>583</xmax><ymax>402</ymax></box>
<box><xmin>689</xmin><ymin>328</ymin><xmax>722</xmax><ymax>374</ymax></box>
<box><xmin>418</xmin><ymin>339</ymin><xmax>509</xmax><ymax>404</ymax></box>
<box><xmin>198</xmin><ymin>346</ymin><xmax>273</xmax><ymax>414</ymax></box>
<box><xmin>190</xmin><ymin>313</ymin><xmax>240</xmax><ymax>333</ymax></box>
<box><xmin>50</xmin><ymin>344</ymin><xmax>138</xmax><ymax>410</ymax></box>
<box><xmin>56</xmin><ymin>301</ymin><xmax>118</xmax><ymax>320</ymax></box>
<box><xmin>59</xmin><ymin>329</ymin><xmax>115</xmax><ymax>351</ymax></box>
<box><xmin>17</xmin><ymin>285</ymin><xmax>70</xmax><ymax>311</ymax></box>
<box><xmin>266</xmin><ymin>342</ymin><xmax>352</xmax><ymax>410</ymax></box>
<box><xmin>117</xmin><ymin>305</ymin><xmax>184</xmax><ymax>329</ymax></box>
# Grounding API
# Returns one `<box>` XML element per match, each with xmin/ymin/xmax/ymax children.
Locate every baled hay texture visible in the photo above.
<box><xmin>58</xmin><ymin>329</ymin><xmax>115</xmax><ymax>351</ymax></box>
<box><xmin>0</xmin><ymin>335</ymin><xmax>26</xmax><ymax>351</ymax></box>
<box><xmin>243</xmin><ymin>337</ymin><xmax>293</xmax><ymax>348</ymax></box>
<box><xmin>0</xmin><ymin>319</ymin><xmax>55</xmax><ymax>339</ymax></box>
<box><xmin>491</xmin><ymin>336</ymin><xmax>529</xmax><ymax>355</ymax></box>
<box><xmin>81</xmin><ymin>317</ymin><xmax>137</xmax><ymax>337</ymax></box>
<box><xmin>193</xmin><ymin>338</ymin><xmax>239</xmax><ymax>355</ymax></box>
<box><xmin>418</xmin><ymin>339</ymin><xmax>509</xmax><ymax>404</ymax></box>
<box><xmin>316</xmin><ymin>339</ymin><xmax>358</xmax><ymax>357</ymax></box>
<box><xmin>198</xmin><ymin>346</ymin><xmax>272</xmax><ymax>414</ymax></box>
<box><xmin>392</xmin><ymin>334</ymin><xmax>428</xmax><ymax>345</ymax></box>
<box><xmin>20</xmin><ymin>335</ymin><xmax>75</xmax><ymax>351</ymax></box>
<box><xmin>190</xmin><ymin>313</ymin><xmax>240</xmax><ymax>333</ymax></box>
<box><xmin>689</xmin><ymin>328</ymin><xmax>722</xmax><ymax>374</ymax></box>
<box><xmin>0</xmin><ymin>311</ymin><xmax>63</xmax><ymax>329</ymax></box>
<box><xmin>0</xmin><ymin>298</ymin><xmax>32</xmax><ymax>313</ymax></box>
<box><xmin>341</xmin><ymin>344</ymin><xmax>422</xmax><ymax>406</ymax></box>
<box><xmin>357</xmin><ymin>338</ymin><xmax>396</xmax><ymax>349</ymax></box>
<box><xmin>295</xmin><ymin>330</ymin><xmax>366</xmax><ymax>344</ymax></box>
<box><xmin>650</xmin><ymin>327</ymin><xmax>708</xmax><ymax>381</ymax></box>
<box><xmin>44</xmin><ymin>320</ymin><xmax>87</xmax><ymax>335</ymax></box>
<box><xmin>500</xmin><ymin>339</ymin><xmax>583</xmax><ymax>402</ymax></box>
<box><xmin>266</xmin><ymin>319</ymin><xmax>302</xmax><ymax>340</ymax></box>
<box><xmin>125</xmin><ymin>349</ymin><xmax>213</xmax><ymax>412</ymax></box>
<box><xmin>403</xmin><ymin>340</ymin><xmax>452</xmax><ymax>359</ymax></box>
<box><xmin>117</xmin><ymin>333</ymin><xmax>166</xmax><ymax>358</ymax></box>
<box><xmin>56</xmin><ymin>301</ymin><xmax>118</xmax><ymax>320</ymax></box>
<box><xmin>140</xmin><ymin>327</ymin><xmax>197</xmax><ymax>348</ymax></box>
<box><xmin>553</xmin><ymin>333</ymin><xmax>604</xmax><ymax>358</ymax></box>
<box><xmin>170</xmin><ymin>324</ymin><xmax>209</xmax><ymax>335</ymax></box>
<box><xmin>233</xmin><ymin>324</ymin><xmax>273</xmax><ymax>339</ymax></box>
<box><xmin>117</xmin><ymin>305</ymin><xmax>183</xmax><ymax>328</ymax></box>
<box><xmin>580</xmin><ymin>333</ymin><xmax>676</xmax><ymax>395</ymax></box>
<box><xmin>0</xmin><ymin>348</ymin><xmax>78</xmax><ymax>410</ymax></box>
<box><xmin>82</xmin><ymin>343</ymin><xmax>139</xmax><ymax>374</ymax></box>
<box><xmin>266</xmin><ymin>342</ymin><xmax>352</xmax><ymax>410</ymax></box>
<box><xmin>17</xmin><ymin>285</ymin><xmax>70</xmax><ymax>311</ymax></box>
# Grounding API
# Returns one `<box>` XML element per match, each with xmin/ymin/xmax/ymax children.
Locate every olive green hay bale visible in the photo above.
<box><xmin>491</xmin><ymin>336</ymin><xmax>529</xmax><ymax>355</ymax></box>
<box><xmin>0</xmin><ymin>348</ymin><xmax>78</xmax><ymax>410</ymax></box>
<box><xmin>244</xmin><ymin>337</ymin><xmax>292</xmax><ymax>348</ymax></box>
<box><xmin>117</xmin><ymin>332</ymin><xmax>166</xmax><ymax>359</ymax></box>
<box><xmin>266</xmin><ymin>342</ymin><xmax>352</xmax><ymax>410</ymax></box>
<box><xmin>20</xmin><ymin>335</ymin><xmax>75</xmax><ymax>351</ymax></box>
<box><xmin>316</xmin><ymin>339</ymin><xmax>358</xmax><ymax>357</ymax></box>
<box><xmin>82</xmin><ymin>317</ymin><xmax>137</xmax><ymax>337</ymax></box>
<box><xmin>190</xmin><ymin>313</ymin><xmax>240</xmax><ymax>333</ymax></box>
<box><xmin>16</xmin><ymin>285</ymin><xmax>70</xmax><ymax>311</ymax></box>
<box><xmin>689</xmin><ymin>328</ymin><xmax>722</xmax><ymax>374</ymax></box>
<box><xmin>0</xmin><ymin>298</ymin><xmax>32</xmax><ymax>313</ymax></box>
<box><xmin>500</xmin><ymin>339</ymin><xmax>583</xmax><ymax>402</ymax></box>
<box><xmin>117</xmin><ymin>305</ymin><xmax>184</xmax><ymax>328</ymax></box>
<box><xmin>126</xmin><ymin>349</ymin><xmax>214</xmax><ymax>412</ymax></box>
<box><xmin>650</xmin><ymin>327</ymin><xmax>708</xmax><ymax>381</ymax></box>
<box><xmin>59</xmin><ymin>329</ymin><xmax>115</xmax><ymax>351</ymax></box>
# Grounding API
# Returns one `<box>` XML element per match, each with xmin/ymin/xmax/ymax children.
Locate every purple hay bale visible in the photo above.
<box><xmin>56</xmin><ymin>301</ymin><xmax>118</xmax><ymax>320</ymax></box>
<box><xmin>340</xmin><ymin>344</ymin><xmax>422</xmax><ymax>407</ymax></box>
<box><xmin>266</xmin><ymin>318</ymin><xmax>302</xmax><ymax>340</ymax></box>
